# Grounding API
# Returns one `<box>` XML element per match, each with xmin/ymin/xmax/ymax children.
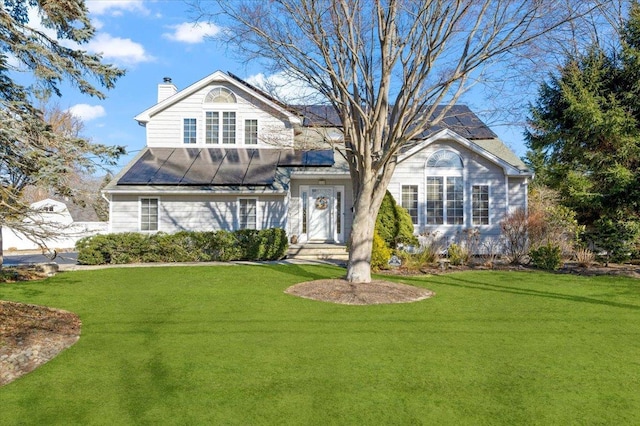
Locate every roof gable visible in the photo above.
<box><xmin>135</xmin><ymin>70</ymin><xmax>302</xmax><ymax>126</ymax></box>
<box><xmin>398</xmin><ymin>129</ymin><xmax>531</xmax><ymax>176</ymax></box>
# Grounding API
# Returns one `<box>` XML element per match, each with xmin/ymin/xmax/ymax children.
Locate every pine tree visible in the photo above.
<box><xmin>525</xmin><ymin>1</ymin><xmax>640</xmax><ymax>258</ymax></box>
<box><xmin>0</xmin><ymin>1</ymin><xmax>125</xmax><ymax>266</ymax></box>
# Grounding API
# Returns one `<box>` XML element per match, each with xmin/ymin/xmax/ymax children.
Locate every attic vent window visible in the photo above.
<box><xmin>205</xmin><ymin>87</ymin><xmax>236</xmax><ymax>104</ymax></box>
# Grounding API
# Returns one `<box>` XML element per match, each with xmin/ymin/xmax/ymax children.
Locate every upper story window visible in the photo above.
<box><xmin>425</xmin><ymin>150</ymin><xmax>464</xmax><ymax>225</ymax></box>
<box><xmin>426</xmin><ymin>149</ymin><xmax>463</xmax><ymax>168</ymax></box>
<box><xmin>204</xmin><ymin>87</ymin><xmax>236</xmax><ymax>104</ymax></box>
<box><xmin>183</xmin><ymin>118</ymin><xmax>197</xmax><ymax>144</ymax></box>
<box><xmin>204</xmin><ymin>86</ymin><xmax>238</xmax><ymax>144</ymax></box>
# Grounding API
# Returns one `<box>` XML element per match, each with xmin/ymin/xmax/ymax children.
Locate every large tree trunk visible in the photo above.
<box><xmin>346</xmin><ymin>208</ymin><xmax>376</xmax><ymax>283</ymax></box>
<box><xmin>0</xmin><ymin>226</ymin><xmax>4</xmax><ymax>270</ymax></box>
<box><xmin>346</xmin><ymin>175</ymin><xmax>390</xmax><ymax>283</ymax></box>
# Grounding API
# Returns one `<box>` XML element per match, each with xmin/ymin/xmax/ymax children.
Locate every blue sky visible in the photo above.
<box><xmin>31</xmin><ymin>0</ymin><xmax>530</xmax><ymax>171</ymax></box>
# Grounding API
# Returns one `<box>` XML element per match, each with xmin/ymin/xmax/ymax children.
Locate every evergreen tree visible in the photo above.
<box><xmin>0</xmin><ymin>1</ymin><xmax>125</xmax><ymax>266</ymax></box>
<box><xmin>525</xmin><ymin>1</ymin><xmax>640</xmax><ymax>257</ymax></box>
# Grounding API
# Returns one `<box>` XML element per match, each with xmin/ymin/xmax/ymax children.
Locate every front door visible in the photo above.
<box><xmin>309</xmin><ymin>187</ymin><xmax>333</xmax><ymax>241</ymax></box>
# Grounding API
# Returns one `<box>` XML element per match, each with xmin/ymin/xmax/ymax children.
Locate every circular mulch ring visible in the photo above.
<box><xmin>285</xmin><ymin>278</ymin><xmax>435</xmax><ymax>305</ymax></box>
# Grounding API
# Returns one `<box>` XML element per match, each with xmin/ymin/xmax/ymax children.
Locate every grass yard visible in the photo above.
<box><xmin>1</xmin><ymin>264</ymin><xmax>639</xmax><ymax>425</ymax></box>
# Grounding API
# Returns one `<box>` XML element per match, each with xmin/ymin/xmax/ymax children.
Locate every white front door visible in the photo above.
<box><xmin>309</xmin><ymin>187</ymin><xmax>333</xmax><ymax>241</ymax></box>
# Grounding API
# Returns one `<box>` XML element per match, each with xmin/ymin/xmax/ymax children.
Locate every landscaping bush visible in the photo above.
<box><xmin>530</xmin><ymin>243</ymin><xmax>562</xmax><ymax>270</ymax></box>
<box><xmin>447</xmin><ymin>243</ymin><xmax>470</xmax><ymax>266</ymax></box>
<box><xmin>75</xmin><ymin>228</ymin><xmax>288</xmax><ymax>265</ymax></box>
<box><xmin>375</xmin><ymin>191</ymin><xmax>418</xmax><ymax>248</ymax></box>
<box><xmin>371</xmin><ymin>231</ymin><xmax>392</xmax><ymax>271</ymax></box>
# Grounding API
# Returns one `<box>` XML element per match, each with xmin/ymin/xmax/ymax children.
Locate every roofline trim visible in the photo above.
<box><xmin>398</xmin><ymin>128</ymin><xmax>530</xmax><ymax>176</ymax></box>
<box><xmin>134</xmin><ymin>70</ymin><xmax>302</xmax><ymax>126</ymax></box>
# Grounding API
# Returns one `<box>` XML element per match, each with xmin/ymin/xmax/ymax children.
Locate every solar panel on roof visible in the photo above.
<box><xmin>243</xmin><ymin>149</ymin><xmax>280</xmax><ymax>185</ymax></box>
<box><xmin>118</xmin><ymin>148</ymin><xmax>175</xmax><ymax>184</ymax></box>
<box><xmin>303</xmin><ymin>150</ymin><xmax>334</xmax><ymax>166</ymax></box>
<box><xmin>210</xmin><ymin>148</ymin><xmax>251</xmax><ymax>185</ymax></box>
<box><xmin>181</xmin><ymin>148</ymin><xmax>225</xmax><ymax>184</ymax></box>
<box><xmin>118</xmin><ymin>147</ymin><xmax>335</xmax><ymax>187</ymax></box>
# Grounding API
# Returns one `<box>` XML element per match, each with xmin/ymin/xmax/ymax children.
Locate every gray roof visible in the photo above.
<box><xmin>116</xmin><ymin>147</ymin><xmax>334</xmax><ymax>187</ymax></box>
<box><xmin>294</xmin><ymin>104</ymin><xmax>497</xmax><ymax>140</ymax></box>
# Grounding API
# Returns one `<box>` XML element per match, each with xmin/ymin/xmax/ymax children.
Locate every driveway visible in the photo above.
<box><xmin>4</xmin><ymin>252</ymin><xmax>78</xmax><ymax>266</ymax></box>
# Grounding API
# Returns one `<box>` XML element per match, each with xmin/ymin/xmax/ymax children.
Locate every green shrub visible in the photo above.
<box><xmin>447</xmin><ymin>243</ymin><xmax>470</xmax><ymax>266</ymax></box>
<box><xmin>375</xmin><ymin>191</ymin><xmax>418</xmax><ymax>249</ymax></box>
<box><xmin>586</xmin><ymin>218</ymin><xmax>640</xmax><ymax>264</ymax></box>
<box><xmin>76</xmin><ymin>228</ymin><xmax>288</xmax><ymax>265</ymax></box>
<box><xmin>530</xmin><ymin>243</ymin><xmax>562</xmax><ymax>270</ymax></box>
<box><xmin>371</xmin><ymin>231</ymin><xmax>392</xmax><ymax>271</ymax></box>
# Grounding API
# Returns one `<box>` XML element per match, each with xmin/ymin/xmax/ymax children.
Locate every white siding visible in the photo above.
<box><xmin>110</xmin><ymin>193</ymin><xmax>286</xmax><ymax>233</ymax></box>
<box><xmin>389</xmin><ymin>140</ymin><xmax>514</xmax><ymax>248</ymax></box>
<box><xmin>146</xmin><ymin>82</ymin><xmax>293</xmax><ymax>148</ymax></box>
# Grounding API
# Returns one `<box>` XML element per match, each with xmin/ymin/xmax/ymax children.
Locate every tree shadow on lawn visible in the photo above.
<box><xmin>416</xmin><ymin>274</ymin><xmax>640</xmax><ymax>311</ymax></box>
<box><xmin>252</xmin><ymin>262</ymin><xmax>345</xmax><ymax>282</ymax></box>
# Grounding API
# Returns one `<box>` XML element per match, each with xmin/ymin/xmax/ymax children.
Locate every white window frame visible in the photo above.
<box><xmin>425</xmin><ymin>149</ymin><xmax>464</xmax><ymax>226</ymax></box>
<box><xmin>472</xmin><ymin>184</ymin><xmax>491</xmax><ymax>226</ymax></box>
<box><xmin>183</xmin><ymin>118</ymin><xmax>197</xmax><ymax>144</ymax></box>
<box><xmin>139</xmin><ymin>197</ymin><xmax>159</xmax><ymax>232</ymax></box>
<box><xmin>401</xmin><ymin>185</ymin><xmax>419</xmax><ymax>225</ymax></box>
<box><xmin>204</xmin><ymin>110</ymin><xmax>237</xmax><ymax>144</ymax></box>
<box><xmin>238</xmin><ymin>197</ymin><xmax>258</xmax><ymax>230</ymax></box>
<box><xmin>244</xmin><ymin>119</ymin><xmax>258</xmax><ymax>145</ymax></box>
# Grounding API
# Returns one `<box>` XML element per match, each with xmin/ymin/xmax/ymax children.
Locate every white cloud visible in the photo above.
<box><xmin>86</xmin><ymin>0</ymin><xmax>149</xmax><ymax>16</ymax></box>
<box><xmin>67</xmin><ymin>104</ymin><xmax>106</xmax><ymax>121</ymax></box>
<box><xmin>246</xmin><ymin>72</ymin><xmax>322</xmax><ymax>103</ymax></box>
<box><xmin>163</xmin><ymin>22</ymin><xmax>221</xmax><ymax>44</ymax></box>
<box><xmin>86</xmin><ymin>33</ymin><xmax>154</xmax><ymax>65</ymax></box>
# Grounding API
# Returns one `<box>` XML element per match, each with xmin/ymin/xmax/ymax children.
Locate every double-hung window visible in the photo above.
<box><xmin>140</xmin><ymin>198</ymin><xmax>159</xmax><ymax>231</ymax></box>
<box><xmin>401</xmin><ymin>185</ymin><xmax>419</xmax><ymax>225</ymax></box>
<box><xmin>205</xmin><ymin>111</ymin><xmax>236</xmax><ymax>144</ymax></box>
<box><xmin>239</xmin><ymin>198</ymin><xmax>257</xmax><ymax>229</ymax></box>
<box><xmin>245</xmin><ymin>119</ymin><xmax>258</xmax><ymax>145</ymax></box>
<box><xmin>425</xmin><ymin>150</ymin><xmax>464</xmax><ymax>225</ymax></box>
<box><xmin>183</xmin><ymin>118</ymin><xmax>197</xmax><ymax>144</ymax></box>
<box><xmin>472</xmin><ymin>185</ymin><xmax>490</xmax><ymax>225</ymax></box>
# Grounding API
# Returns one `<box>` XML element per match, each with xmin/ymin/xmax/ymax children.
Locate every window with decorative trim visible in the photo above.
<box><xmin>239</xmin><ymin>198</ymin><xmax>257</xmax><ymax>230</ymax></box>
<box><xmin>426</xmin><ymin>150</ymin><xmax>464</xmax><ymax>225</ymax></box>
<box><xmin>205</xmin><ymin>87</ymin><xmax>236</xmax><ymax>104</ymax></box>
<box><xmin>183</xmin><ymin>118</ymin><xmax>196</xmax><ymax>144</ymax></box>
<box><xmin>401</xmin><ymin>185</ymin><xmax>419</xmax><ymax>225</ymax></box>
<box><xmin>472</xmin><ymin>185</ymin><xmax>490</xmax><ymax>225</ymax></box>
<box><xmin>245</xmin><ymin>119</ymin><xmax>258</xmax><ymax>145</ymax></box>
<box><xmin>140</xmin><ymin>198</ymin><xmax>159</xmax><ymax>231</ymax></box>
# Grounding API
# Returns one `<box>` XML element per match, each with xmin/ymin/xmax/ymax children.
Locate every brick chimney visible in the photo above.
<box><xmin>157</xmin><ymin>77</ymin><xmax>177</xmax><ymax>103</ymax></box>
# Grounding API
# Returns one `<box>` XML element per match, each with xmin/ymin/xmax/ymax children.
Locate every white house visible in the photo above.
<box><xmin>103</xmin><ymin>71</ymin><xmax>531</xmax><ymax>251</ymax></box>
<box><xmin>3</xmin><ymin>198</ymin><xmax>108</xmax><ymax>252</ymax></box>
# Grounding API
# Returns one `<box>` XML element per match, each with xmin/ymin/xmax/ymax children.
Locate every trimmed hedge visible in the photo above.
<box><xmin>75</xmin><ymin>228</ymin><xmax>288</xmax><ymax>265</ymax></box>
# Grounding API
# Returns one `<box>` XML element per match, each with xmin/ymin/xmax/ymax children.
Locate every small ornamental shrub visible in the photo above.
<box><xmin>75</xmin><ymin>228</ymin><xmax>288</xmax><ymax>265</ymax></box>
<box><xmin>371</xmin><ymin>231</ymin><xmax>392</xmax><ymax>271</ymax></box>
<box><xmin>530</xmin><ymin>243</ymin><xmax>562</xmax><ymax>271</ymax></box>
<box><xmin>447</xmin><ymin>243</ymin><xmax>470</xmax><ymax>266</ymax></box>
<box><xmin>375</xmin><ymin>191</ymin><xmax>418</xmax><ymax>249</ymax></box>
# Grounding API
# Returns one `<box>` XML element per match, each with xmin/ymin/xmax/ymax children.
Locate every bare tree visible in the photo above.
<box><xmin>196</xmin><ymin>0</ymin><xmax>607</xmax><ymax>283</ymax></box>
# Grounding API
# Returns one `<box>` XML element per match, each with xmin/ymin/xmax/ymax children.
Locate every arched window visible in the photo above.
<box><xmin>204</xmin><ymin>87</ymin><xmax>236</xmax><ymax>103</ymax></box>
<box><xmin>426</xmin><ymin>149</ymin><xmax>463</xmax><ymax>168</ymax></box>
<box><xmin>425</xmin><ymin>150</ymin><xmax>464</xmax><ymax>225</ymax></box>
<box><xmin>204</xmin><ymin>87</ymin><xmax>237</xmax><ymax>144</ymax></box>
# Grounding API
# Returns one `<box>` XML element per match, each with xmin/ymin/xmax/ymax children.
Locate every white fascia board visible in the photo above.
<box><xmin>103</xmin><ymin>187</ymin><xmax>288</xmax><ymax>196</ymax></box>
<box><xmin>134</xmin><ymin>70</ymin><xmax>301</xmax><ymax>126</ymax></box>
<box><xmin>398</xmin><ymin>128</ymin><xmax>526</xmax><ymax>176</ymax></box>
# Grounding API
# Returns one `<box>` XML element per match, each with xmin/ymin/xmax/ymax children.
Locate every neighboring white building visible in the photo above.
<box><xmin>103</xmin><ymin>70</ymin><xmax>531</xmax><ymax>250</ymax></box>
<box><xmin>3</xmin><ymin>198</ymin><xmax>107</xmax><ymax>252</ymax></box>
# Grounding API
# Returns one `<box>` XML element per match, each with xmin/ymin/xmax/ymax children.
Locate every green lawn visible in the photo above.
<box><xmin>1</xmin><ymin>264</ymin><xmax>639</xmax><ymax>425</ymax></box>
